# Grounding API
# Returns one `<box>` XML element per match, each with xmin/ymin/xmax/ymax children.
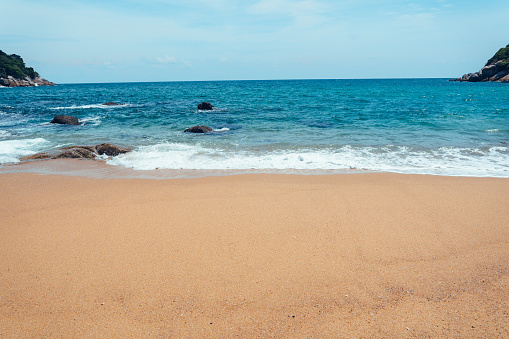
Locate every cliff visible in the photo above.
<box><xmin>451</xmin><ymin>44</ymin><xmax>509</xmax><ymax>83</ymax></box>
<box><xmin>0</xmin><ymin>50</ymin><xmax>56</xmax><ymax>87</ymax></box>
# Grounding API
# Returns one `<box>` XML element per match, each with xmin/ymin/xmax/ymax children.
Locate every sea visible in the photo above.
<box><xmin>0</xmin><ymin>79</ymin><xmax>508</xmax><ymax>178</ymax></box>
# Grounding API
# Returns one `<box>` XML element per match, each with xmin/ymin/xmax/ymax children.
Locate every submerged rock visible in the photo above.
<box><xmin>50</xmin><ymin>115</ymin><xmax>80</xmax><ymax>125</ymax></box>
<box><xmin>198</xmin><ymin>102</ymin><xmax>215</xmax><ymax>110</ymax></box>
<box><xmin>184</xmin><ymin>125</ymin><xmax>213</xmax><ymax>133</ymax></box>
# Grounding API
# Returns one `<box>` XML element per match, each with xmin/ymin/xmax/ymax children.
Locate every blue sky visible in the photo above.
<box><xmin>1</xmin><ymin>0</ymin><xmax>507</xmax><ymax>83</ymax></box>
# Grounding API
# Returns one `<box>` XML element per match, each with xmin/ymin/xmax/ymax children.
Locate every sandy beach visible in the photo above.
<box><xmin>0</xmin><ymin>167</ymin><xmax>508</xmax><ymax>337</ymax></box>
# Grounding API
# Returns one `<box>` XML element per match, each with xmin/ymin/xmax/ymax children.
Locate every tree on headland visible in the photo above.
<box><xmin>0</xmin><ymin>50</ymin><xmax>55</xmax><ymax>87</ymax></box>
<box><xmin>0</xmin><ymin>50</ymin><xmax>40</xmax><ymax>79</ymax></box>
<box><xmin>486</xmin><ymin>44</ymin><xmax>509</xmax><ymax>71</ymax></box>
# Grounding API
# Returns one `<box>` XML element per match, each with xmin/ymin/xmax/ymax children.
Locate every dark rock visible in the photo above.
<box><xmin>481</xmin><ymin>64</ymin><xmax>498</xmax><ymax>78</ymax></box>
<box><xmin>60</xmin><ymin>145</ymin><xmax>97</xmax><ymax>152</ymax></box>
<box><xmin>184</xmin><ymin>125</ymin><xmax>213</xmax><ymax>133</ymax></box>
<box><xmin>103</xmin><ymin>102</ymin><xmax>124</xmax><ymax>106</ymax></box>
<box><xmin>55</xmin><ymin>147</ymin><xmax>97</xmax><ymax>159</ymax></box>
<box><xmin>468</xmin><ymin>72</ymin><xmax>481</xmax><ymax>82</ymax></box>
<box><xmin>50</xmin><ymin>115</ymin><xmax>80</xmax><ymax>125</ymax></box>
<box><xmin>198</xmin><ymin>102</ymin><xmax>215</xmax><ymax>110</ymax></box>
<box><xmin>95</xmin><ymin>143</ymin><xmax>131</xmax><ymax>156</ymax></box>
<box><xmin>491</xmin><ymin>70</ymin><xmax>509</xmax><ymax>81</ymax></box>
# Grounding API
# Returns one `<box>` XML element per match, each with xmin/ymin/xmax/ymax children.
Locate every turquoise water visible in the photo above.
<box><xmin>0</xmin><ymin>79</ymin><xmax>508</xmax><ymax>177</ymax></box>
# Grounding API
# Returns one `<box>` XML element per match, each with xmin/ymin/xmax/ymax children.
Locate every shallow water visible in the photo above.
<box><xmin>0</xmin><ymin>79</ymin><xmax>508</xmax><ymax>177</ymax></box>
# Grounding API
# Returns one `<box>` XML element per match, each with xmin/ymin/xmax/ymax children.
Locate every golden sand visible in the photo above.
<box><xmin>0</xmin><ymin>171</ymin><xmax>508</xmax><ymax>337</ymax></box>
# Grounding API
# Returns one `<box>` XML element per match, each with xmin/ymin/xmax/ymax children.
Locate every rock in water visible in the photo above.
<box><xmin>184</xmin><ymin>125</ymin><xmax>213</xmax><ymax>133</ymax></box>
<box><xmin>50</xmin><ymin>115</ymin><xmax>80</xmax><ymax>125</ymax></box>
<box><xmin>198</xmin><ymin>102</ymin><xmax>215</xmax><ymax>110</ymax></box>
<box><xmin>20</xmin><ymin>143</ymin><xmax>132</xmax><ymax>161</ymax></box>
<box><xmin>55</xmin><ymin>147</ymin><xmax>97</xmax><ymax>159</ymax></box>
<box><xmin>20</xmin><ymin>153</ymin><xmax>52</xmax><ymax>161</ymax></box>
<box><xmin>95</xmin><ymin>143</ymin><xmax>131</xmax><ymax>156</ymax></box>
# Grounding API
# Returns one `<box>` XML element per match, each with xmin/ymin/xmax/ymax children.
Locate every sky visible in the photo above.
<box><xmin>1</xmin><ymin>0</ymin><xmax>508</xmax><ymax>83</ymax></box>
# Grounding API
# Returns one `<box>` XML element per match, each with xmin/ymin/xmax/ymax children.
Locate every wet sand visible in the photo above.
<box><xmin>0</xmin><ymin>169</ymin><xmax>508</xmax><ymax>337</ymax></box>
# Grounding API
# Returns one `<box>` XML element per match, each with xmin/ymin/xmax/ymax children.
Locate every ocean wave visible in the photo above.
<box><xmin>0</xmin><ymin>138</ymin><xmax>50</xmax><ymax>164</ymax></box>
<box><xmin>106</xmin><ymin>143</ymin><xmax>509</xmax><ymax>177</ymax></box>
<box><xmin>213</xmin><ymin>127</ymin><xmax>231</xmax><ymax>132</ymax></box>
<box><xmin>196</xmin><ymin>107</ymin><xmax>228</xmax><ymax>113</ymax></box>
<box><xmin>0</xmin><ymin>130</ymin><xmax>11</xmax><ymax>139</ymax></box>
<box><xmin>79</xmin><ymin>116</ymin><xmax>103</xmax><ymax>126</ymax></box>
<box><xmin>50</xmin><ymin>103</ymin><xmax>131</xmax><ymax>110</ymax></box>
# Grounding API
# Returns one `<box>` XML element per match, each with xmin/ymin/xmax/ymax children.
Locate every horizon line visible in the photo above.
<box><xmin>56</xmin><ymin>77</ymin><xmax>457</xmax><ymax>85</ymax></box>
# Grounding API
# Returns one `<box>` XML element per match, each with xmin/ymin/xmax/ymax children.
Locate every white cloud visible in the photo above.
<box><xmin>155</xmin><ymin>55</ymin><xmax>177</xmax><ymax>64</ymax></box>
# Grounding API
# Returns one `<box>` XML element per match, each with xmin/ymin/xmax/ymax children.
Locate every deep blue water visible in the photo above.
<box><xmin>0</xmin><ymin>79</ymin><xmax>508</xmax><ymax>177</ymax></box>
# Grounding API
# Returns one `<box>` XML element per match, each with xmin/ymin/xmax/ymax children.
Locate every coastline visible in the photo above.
<box><xmin>1</xmin><ymin>169</ymin><xmax>508</xmax><ymax>337</ymax></box>
<box><xmin>0</xmin><ymin>158</ymin><xmax>371</xmax><ymax>180</ymax></box>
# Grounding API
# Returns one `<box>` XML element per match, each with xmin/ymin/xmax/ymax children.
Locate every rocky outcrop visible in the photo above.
<box><xmin>55</xmin><ymin>147</ymin><xmax>97</xmax><ymax>159</ymax></box>
<box><xmin>184</xmin><ymin>125</ymin><xmax>213</xmax><ymax>133</ymax></box>
<box><xmin>451</xmin><ymin>44</ymin><xmax>509</xmax><ymax>83</ymax></box>
<box><xmin>95</xmin><ymin>143</ymin><xmax>131</xmax><ymax>156</ymax></box>
<box><xmin>50</xmin><ymin>115</ymin><xmax>80</xmax><ymax>125</ymax></box>
<box><xmin>20</xmin><ymin>143</ymin><xmax>131</xmax><ymax>162</ymax></box>
<box><xmin>198</xmin><ymin>102</ymin><xmax>215</xmax><ymax>110</ymax></box>
<box><xmin>0</xmin><ymin>75</ymin><xmax>56</xmax><ymax>87</ymax></box>
<box><xmin>452</xmin><ymin>63</ymin><xmax>509</xmax><ymax>83</ymax></box>
<box><xmin>0</xmin><ymin>50</ymin><xmax>56</xmax><ymax>86</ymax></box>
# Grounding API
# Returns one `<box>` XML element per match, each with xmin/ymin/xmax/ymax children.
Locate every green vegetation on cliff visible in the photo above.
<box><xmin>486</xmin><ymin>44</ymin><xmax>509</xmax><ymax>70</ymax></box>
<box><xmin>0</xmin><ymin>50</ymin><xmax>39</xmax><ymax>79</ymax></box>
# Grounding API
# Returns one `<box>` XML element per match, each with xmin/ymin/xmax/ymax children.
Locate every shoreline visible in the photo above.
<box><xmin>1</xmin><ymin>157</ymin><xmax>507</xmax><ymax>179</ymax></box>
<box><xmin>1</xmin><ymin>171</ymin><xmax>508</xmax><ymax>337</ymax></box>
<box><xmin>0</xmin><ymin>158</ymin><xmax>375</xmax><ymax>180</ymax></box>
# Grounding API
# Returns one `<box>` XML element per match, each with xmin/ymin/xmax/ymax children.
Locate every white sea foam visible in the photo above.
<box><xmin>106</xmin><ymin>143</ymin><xmax>509</xmax><ymax>177</ymax></box>
<box><xmin>0</xmin><ymin>130</ymin><xmax>11</xmax><ymax>138</ymax></box>
<box><xmin>79</xmin><ymin>116</ymin><xmax>103</xmax><ymax>126</ymax></box>
<box><xmin>51</xmin><ymin>104</ymin><xmax>106</xmax><ymax>110</ymax></box>
<box><xmin>50</xmin><ymin>103</ymin><xmax>130</xmax><ymax>110</ymax></box>
<box><xmin>0</xmin><ymin>138</ymin><xmax>50</xmax><ymax>164</ymax></box>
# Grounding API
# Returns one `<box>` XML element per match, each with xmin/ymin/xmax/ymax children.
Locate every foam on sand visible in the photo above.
<box><xmin>107</xmin><ymin>142</ymin><xmax>509</xmax><ymax>177</ymax></box>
